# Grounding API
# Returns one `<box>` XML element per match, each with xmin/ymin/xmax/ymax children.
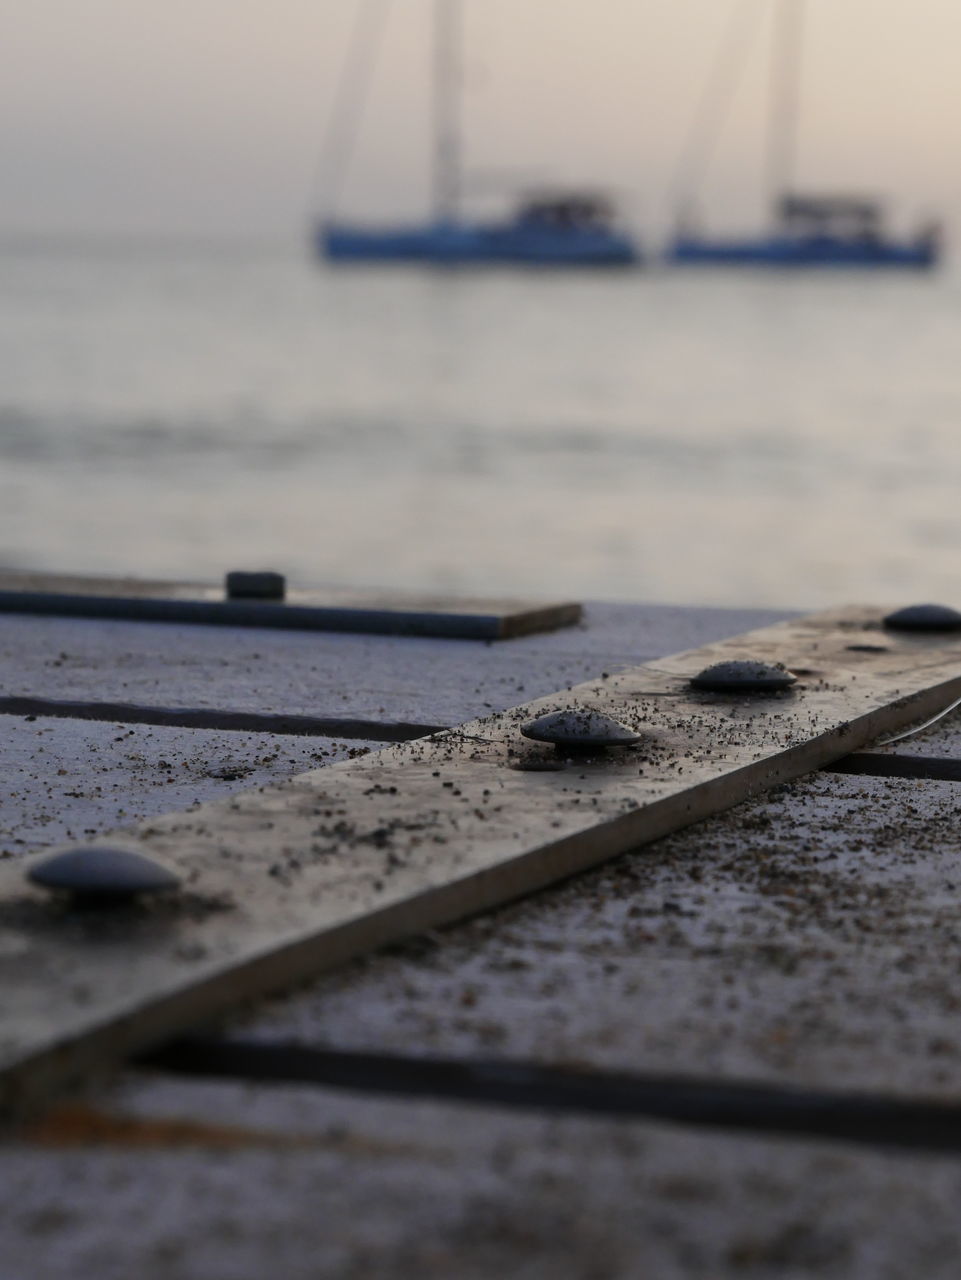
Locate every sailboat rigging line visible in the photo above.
<box><xmin>668</xmin><ymin>0</ymin><xmax>767</xmax><ymax>224</ymax></box>
<box><xmin>433</xmin><ymin>0</ymin><xmax>462</xmax><ymax>222</ymax></box>
<box><xmin>309</xmin><ymin>0</ymin><xmax>394</xmax><ymax>219</ymax></box>
<box><xmin>765</xmin><ymin>0</ymin><xmax>805</xmax><ymax>203</ymax></box>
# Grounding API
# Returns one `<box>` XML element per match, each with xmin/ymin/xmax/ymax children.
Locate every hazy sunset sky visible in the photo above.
<box><xmin>3</xmin><ymin>1</ymin><xmax>958</xmax><ymax>241</ymax></box>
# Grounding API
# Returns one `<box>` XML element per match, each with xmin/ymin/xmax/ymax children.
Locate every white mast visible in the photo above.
<box><xmin>432</xmin><ymin>0</ymin><xmax>462</xmax><ymax>223</ymax></box>
<box><xmin>765</xmin><ymin>0</ymin><xmax>804</xmax><ymax>203</ymax></box>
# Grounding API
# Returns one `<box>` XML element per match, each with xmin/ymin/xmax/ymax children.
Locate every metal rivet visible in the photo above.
<box><xmin>27</xmin><ymin>845</ymin><xmax>181</xmax><ymax>902</ymax></box>
<box><xmin>883</xmin><ymin>604</ymin><xmax>961</xmax><ymax>632</ymax></box>
<box><xmin>690</xmin><ymin>660</ymin><xmax>797</xmax><ymax>693</ymax></box>
<box><xmin>225</xmin><ymin>571</ymin><xmax>286</xmax><ymax>601</ymax></box>
<box><xmin>520</xmin><ymin>708</ymin><xmax>642</xmax><ymax>751</ymax></box>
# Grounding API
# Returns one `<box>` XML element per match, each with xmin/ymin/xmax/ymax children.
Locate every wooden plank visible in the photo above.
<box><xmin>0</xmin><ymin>571</ymin><xmax>582</xmax><ymax>640</ymax></box>
<box><xmin>3</xmin><ymin>604</ymin><xmax>961</xmax><ymax>1115</ymax></box>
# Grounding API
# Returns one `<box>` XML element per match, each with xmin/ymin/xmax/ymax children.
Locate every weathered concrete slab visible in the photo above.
<box><xmin>0</xmin><ymin>602</ymin><xmax>792</xmax><ymax>725</ymax></box>
<box><xmin>3</xmin><ymin>606</ymin><xmax>961</xmax><ymax>1114</ymax></box>
<box><xmin>1</xmin><ymin>718</ymin><xmax>380</xmax><ymax>856</ymax></box>
<box><xmin>8</xmin><ymin>598</ymin><xmax>961</xmax><ymax>1280</ymax></box>
<box><xmin>5</xmin><ymin>1077</ymin><xmax>961</xmax><ymax>1280</ymax></box>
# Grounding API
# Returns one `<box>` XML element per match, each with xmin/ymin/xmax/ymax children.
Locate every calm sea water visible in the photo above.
<box><xmin>1</xmin><ymin>236</ymin><xmax>959</xmax><ymax>611</ymax></box>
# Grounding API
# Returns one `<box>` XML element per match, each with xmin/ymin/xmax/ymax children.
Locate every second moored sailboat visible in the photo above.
<box><xmin>667</xmin><ymin>0</ymin><xmax>939</xmax><ymax>269</ymax></box>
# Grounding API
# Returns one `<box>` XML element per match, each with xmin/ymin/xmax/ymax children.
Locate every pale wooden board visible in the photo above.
<box><xmin>0</xmin><ymin>570</ymin><xmax>581</xmax><ymax>640</ymax></box>
<box><xmin>4</xmin><ymin>605</ymin><xmax>961</xmax><ymax>1115</ymax></box>
<box><xmin>7</xmin><ymin>1078</ymin><xmax>961</xmax><ymax>1280</ymax></box>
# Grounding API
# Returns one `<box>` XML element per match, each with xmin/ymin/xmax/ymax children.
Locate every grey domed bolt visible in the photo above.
<box><xmin>690</xmin><ymin>660</ymin><xmax>797</xmax><ymax>694</ymax></box>
<box><xmin>225</xmin><ymin>570</ymin><xmax>286</xmax><ymax>601</ymax></box>
<box><xmin>883</xmin><ymin>604</ymin><xmax>961</xmax><ymax>632</ymax></box>
<box><xmin>27</xmin><ymin>845</ymin><xmax>181</xmax><ymax>903</ymax></box>
<box><xmin>520</xmin><ymin>708</ymin><xmax>642</xmax><ymax>753</ymax></box>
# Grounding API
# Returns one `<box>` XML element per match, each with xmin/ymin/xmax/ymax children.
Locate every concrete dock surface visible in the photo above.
<box><xmin>4</xmin><ymin>595</ymin><xmax>961</xmax><ymax>1279</ymax></box>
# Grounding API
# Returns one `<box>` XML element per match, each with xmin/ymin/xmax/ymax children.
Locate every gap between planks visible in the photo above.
<box><xmin>136</xmin><ymin>1035</ymin><xmax>961</xmax><ymax>1157</ymax></box>
<box><xmin>0</xmin><ymin>696</ymin><xmax>440</xmax><ymax>743</ymax></box>
<box><xmin>824</xmin><ymin>752</ymin><xmax>961</xmax><ymax>782</ymax></box>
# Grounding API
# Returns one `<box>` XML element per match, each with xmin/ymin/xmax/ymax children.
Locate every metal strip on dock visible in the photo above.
<box><xmin>0</xmin><ymin>572</ymin><xmax>582</xmax><ymax>640</ymax></box>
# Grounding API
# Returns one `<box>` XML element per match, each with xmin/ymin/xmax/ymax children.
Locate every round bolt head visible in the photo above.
<box><xmin>883</xmin><ymin>603</ymin><xmax>961</xmax><ymax>632</ymax></box>
<box><xmin>27</xmin><ymin>845</ymin><xmax>180</xmax><ymax>902</ymax></box>
<box><xmin>520</xmin><ymin>708</ymin><xmax>642</xmax><ymax>749</ymax></box>
<box><xmin>225</xmin><ymin>570</ymin><xmax>286</xmax><ymax>601</ymax></box>
<box><xmin>690</xmin><ymin>660</ymin><xmax>796</xmax><ymax>694</ymax></box>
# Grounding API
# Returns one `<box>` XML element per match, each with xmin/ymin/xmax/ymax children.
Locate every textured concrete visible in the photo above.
<box><xmin>5</xmin><ymin>598</ymin><xmax>961</xmax><ymax>1279</ymax></box>
<box><xmin>1</xmin><ymin>718</ymin><xmax>380</xmax><ymax>855</ymax></box>
<box><xmin>5</xmin><ymin>1080</ymin><xmax>961</xmax><ymax>1280</ymax></box>
<box><xmin>0</xmin><ymin>603</ymin><xmax>792</xmax><ymax>724</ymax></box>
<box><xmin>5</xmin><ymin>608</ymin><xmax>952</xmax><ymax>1115</ymax></box>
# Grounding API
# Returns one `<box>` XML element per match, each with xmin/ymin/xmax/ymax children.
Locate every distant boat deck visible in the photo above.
<box><xmin>669</xmin><ymin>194</ymin><xmax>940</xmax><ymax>269</ymax></box>
<box><xmin>669</xmin><ymin>234</ymin><xmax>937</xmax><ymax>268</ymax></box>
<box><xmin>321</xmin><ymin>195</ymin><xmax>641</xmax><ymax>268</ymax></box>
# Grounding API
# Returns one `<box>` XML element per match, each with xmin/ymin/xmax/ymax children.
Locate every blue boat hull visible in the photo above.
<box><xmin>669</xmin><ymin>235</ymin><xmax>936</xmax><ymax>269</ymax></box>
<box><xmin>320</xmin><ymin>221</ymin><xmax>640</xmax><ymax>267</ymax></box>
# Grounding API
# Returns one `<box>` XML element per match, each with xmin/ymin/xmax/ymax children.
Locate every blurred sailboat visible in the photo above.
<box><xmin>667</xmin><ymin>0</ymin><xmax>940</xmax><ymax>269</ymax></box>
<box><xmin>315</xmin><ymin>0</ymin><xmax>640</xmax><ymax>267</ymax></box>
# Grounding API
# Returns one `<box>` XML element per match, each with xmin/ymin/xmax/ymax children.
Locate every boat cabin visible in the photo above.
<box><xmin>777</xmin><ymin>193</ymin><xmax>885</xmax><ymax>241</ymax></box>
<box><xmin>513</xmin><ymin>192</ymin><xmax>618</xmax><ymax>231</ymax></box>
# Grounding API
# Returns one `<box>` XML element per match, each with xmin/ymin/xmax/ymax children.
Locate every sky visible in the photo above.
<box><xmin>2</xmin><ymin>0</ymin><xmax>960</xmax><ymax>242</ymax></box>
